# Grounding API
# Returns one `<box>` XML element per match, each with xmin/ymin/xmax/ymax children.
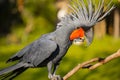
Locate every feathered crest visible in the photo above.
<box><xmin>58</xmin><ymin>0</ymin><xmax>115</xmax><ymax>28</ymax></box>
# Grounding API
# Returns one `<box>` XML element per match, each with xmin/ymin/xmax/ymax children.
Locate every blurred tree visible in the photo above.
<box><xmin>114</xmin><ymin>8</ymin><xmax>120</xmax><ymax>38</ymax></box>
<box><xmin>0</xmin><ymin>0</ymin><xmax>57</xmax><ymax>44</ymax></box>
<box><xmin>0</xmin><ymin>0</ymin><xmax>23</xmax><ymax>36</ymax></box>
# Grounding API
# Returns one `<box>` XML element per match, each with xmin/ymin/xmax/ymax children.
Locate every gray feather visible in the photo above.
<box><xmin>7</xmin><ymin>44</ymin><xmax>32</xmax><ymax>62</ymax></box>
<box><xmin>0</xmin><ymin>62</ymin><xmax>27</xmax><ymax>75</ymax></box>
<box><xmin>8</xmin><ymin>34</ymin><xmax>58</xmax><ymax>66</ymax></box>
<box><xmin>67</xmin><ymin>0</ymin><xmax>115</xmax><ymax>28</ymax></box>
<box><xmin>23</xmin><ymin>37</ymin><xmax>58</xmax><ymax>66</ymax></box>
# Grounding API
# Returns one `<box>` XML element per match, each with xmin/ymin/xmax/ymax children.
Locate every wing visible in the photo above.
<box><xmin>7</xmin><ymin>43</ymin><xmax>32</xmax><ymax>62</ymax></box>
<box><xmin>7</xmin><ymin>35</ymin><xmax>58</xmax><ymax>66</ymax></box>
<box><xmin>23</xmin><ymin>38</ymin><xmax>58</xmax><ymax>66</ymax></box>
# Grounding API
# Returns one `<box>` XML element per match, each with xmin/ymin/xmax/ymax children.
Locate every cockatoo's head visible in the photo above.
<box><xmin>65</xmin><ymin>0</ymin><xmax>115</xmax><ymax>46</ymax></box>
<box><xmin>59</xmin><ymin>0</ymin><xmax>114</xmax><ymax>45</ymax></box>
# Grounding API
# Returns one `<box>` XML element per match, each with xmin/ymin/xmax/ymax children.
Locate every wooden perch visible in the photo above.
<box><xmin>63</xmin><ymin>49</ymin><xmax>120</xmax><ymax>80</ymax></box>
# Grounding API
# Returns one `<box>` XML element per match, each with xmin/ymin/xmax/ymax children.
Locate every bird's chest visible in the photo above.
<box><xmin>52</xmin><ymin>39</ymin><xmax>72</xmax><ymax>64</ymax></box>
<box><xmin>56</xmin><ymin>37</ymin><xmax>71</xmax><ymax>53</ymax></box>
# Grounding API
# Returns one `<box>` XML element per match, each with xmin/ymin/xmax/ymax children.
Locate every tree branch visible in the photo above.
<box><xmin>63</xmin><ymin>49</ymin><xmax>120</xmax><ymax>80</ymax></box>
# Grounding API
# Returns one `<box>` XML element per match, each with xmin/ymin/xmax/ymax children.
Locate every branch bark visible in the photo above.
<box><xmin>63</xmin><ymin>49</ymin><xmax>120</xmax><ymax>80</ymax></box>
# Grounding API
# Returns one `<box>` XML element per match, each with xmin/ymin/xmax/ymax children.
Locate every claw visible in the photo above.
<box><xmin>48</xmin><ymin>73</ymin><xmax>53</xmax><ymax>79</ymax></box>
<box><xmin>51</xmin><ymin>75</ymin><xmax>63</xmax><ymax>80</ymax></box>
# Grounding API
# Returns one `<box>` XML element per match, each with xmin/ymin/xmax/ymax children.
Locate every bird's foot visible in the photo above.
<box><xmin>50</xmin><ymin>75</ymin><xmax>63</xmax><ymax>80</ymax></box>
<box><xmin>48</xmin><ymin>73</ymin><xmax>53</xmax><ymax>79</ymax></box>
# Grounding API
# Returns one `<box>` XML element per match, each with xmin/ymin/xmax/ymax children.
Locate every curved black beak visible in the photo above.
<box><xmin>83</xmin><ymin>27</ymin><xmax>94</xmax><ymax>46</ymax></box>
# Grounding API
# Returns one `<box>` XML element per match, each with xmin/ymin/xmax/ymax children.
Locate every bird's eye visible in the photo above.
<box><xmin>79</xmin><ymin>37</ymin><xmax>82</xmax><ymax>39</ymax></box>
<box><xmin>76</xmin><ymin>27</ymin><xmax>80</xmax><ymax>29</ymax></box>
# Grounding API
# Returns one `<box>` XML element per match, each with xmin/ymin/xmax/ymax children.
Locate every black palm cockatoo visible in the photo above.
<box><xmin>0</xmin><ymin>0</ymin><xmax>115</xmax><ymax>80</ymax></box>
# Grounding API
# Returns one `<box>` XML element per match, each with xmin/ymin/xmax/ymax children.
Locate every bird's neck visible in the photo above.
<box><xmin>54</xmin><ymin>25</ymin><xmax>75</xmax><ymax>41</ymax></box>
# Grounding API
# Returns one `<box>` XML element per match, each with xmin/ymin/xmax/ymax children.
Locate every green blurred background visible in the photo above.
<box><xmin>0</xmin><ymin>0</ymin><xmax>120</xmax><ymax>80</ymax></box>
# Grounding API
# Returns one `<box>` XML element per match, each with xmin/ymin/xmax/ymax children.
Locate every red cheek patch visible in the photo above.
<box><xmin>70</xmin><ymin>28</ymin><xmax>84</xmax><ymax>40</ymax></box>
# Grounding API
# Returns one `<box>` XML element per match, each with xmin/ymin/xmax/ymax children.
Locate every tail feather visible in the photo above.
<box><xmin>10</xmin><ymin>67</ymin><xmax>27</xmax><ymax>79</ymax></box>
<box><xmin>0</xmin><ymin>62</ymin><xmax>28</xmax><ymax>80</ymax></box>
<box><xmin>1</xmin><ymin>67</ymin><xmax>27</xmax><ymax>80</ymax></box>
<box><xmin>0</xmin><ymin>62</ymin><xmax>25</xmax><ymax>75</ymax></box>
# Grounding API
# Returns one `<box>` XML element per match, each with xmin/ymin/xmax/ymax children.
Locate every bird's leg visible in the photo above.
<box><xmin>52</xmin><ymin>63</ymin><xmax>63</xmax><ymax>80</ymax></box>
<box><xmin>47</xmin><ymin>61</ymin><xmax>53</xmax><ymax>79</ymax></box>
<box><xmin>47</xmin><ymin>62</ymin><xmax>62</xmax><ymax>80</ymax></box>
<box><xmin>52</xmin><ymin>63</ymin><xmax>58</xmax><ymax>76</ymax></box>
